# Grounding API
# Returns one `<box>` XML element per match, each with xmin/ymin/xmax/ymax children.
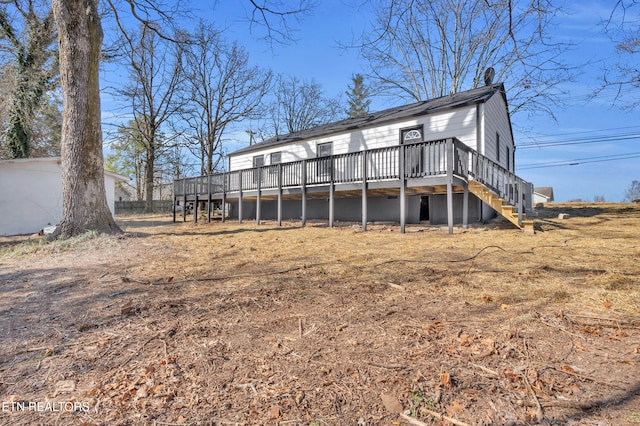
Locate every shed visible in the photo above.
<box><xmin>533</xmin><ymin>187</ymin><xmax>554</xmax><ymax>204</ymax></box>
<box><xmin>0</xmin><ymin>157</ymin><xmax>128</xmax><ymax>236</ymax></box>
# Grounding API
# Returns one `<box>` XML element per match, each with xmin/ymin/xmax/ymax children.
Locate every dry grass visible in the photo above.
<box><xmin>0</xmin><ymin>202</ymin><xmax>638</xmax><ymax>425</ymax></box>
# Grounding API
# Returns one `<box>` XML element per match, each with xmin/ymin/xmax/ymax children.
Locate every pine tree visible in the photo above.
<box><xmin>345</xmin><ymin>73</ymin><xmax>371</xmax><ymax>118</ymax></box>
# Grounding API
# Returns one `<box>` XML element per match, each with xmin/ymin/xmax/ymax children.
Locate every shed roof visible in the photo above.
<box><xmin>534</xmin><ymin>187</ymin><xmax>555</xmax><ymax>201</ymax></box>
<box><xmin>230</xmin><ymin>83</ymin><xmax>507</xmax><ymax>156</ymax></box>
<box><xmin>0</xmin><ymin>156</ymin><xmax>129</xmax><ymax>182</ymax></box>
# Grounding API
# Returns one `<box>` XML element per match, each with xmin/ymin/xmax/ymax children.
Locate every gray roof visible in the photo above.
<box><xmin>230</xmin><ymin>83</ymin><xmax>507</xmax><ymax>156</ymax></box>
<box><xmin>534</xmin><ymin>187</ymin><xmax>555</xmax><ymax>200</ymax></box>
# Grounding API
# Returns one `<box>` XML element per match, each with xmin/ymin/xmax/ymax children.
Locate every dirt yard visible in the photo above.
<box><xmin>0</xmin><ymin>203</ymin><xmax>639</xmax><ymax>426</ymax></box>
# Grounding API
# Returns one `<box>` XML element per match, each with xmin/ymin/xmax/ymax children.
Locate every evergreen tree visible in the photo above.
<box><xmin>345</xmin><ymin>73</ymin><xmax>371</xmax><ymax>118</ymax></box>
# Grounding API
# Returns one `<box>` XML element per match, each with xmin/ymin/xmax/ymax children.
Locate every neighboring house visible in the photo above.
<box><xmin>0</xmin><ymin>157</ymin><xmax>128</xmax><ymax>236</ymax></box>
<box><xmin>533</xmin><ymin>187</ymin><xmax>555</xmax><ymax>204</ymax></box>
<box><xmin>174</xmin><ymin>83</ymin><xmax>534</xmax><ymax>233</ymax></box>
<box><xmin>117</xmin><ymin>182</ymin><xmax>174</xmax><ymax>202</ymax></box>
<box><xmin>115</xmin><ymin>181</ymin><xmax>135</xmax><ymax>202</ymax></box>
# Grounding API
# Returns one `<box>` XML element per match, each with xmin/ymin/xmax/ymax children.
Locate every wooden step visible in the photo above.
<box><xmin>468</xmin><ymin>179</ymin><xmax>535</xmax><ymax>234</ymax></box>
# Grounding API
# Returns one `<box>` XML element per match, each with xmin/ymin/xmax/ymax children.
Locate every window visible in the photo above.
<box><xmin>402</xmin><ymin>127</ymin><xmax>423</xmax><ymax>144</ymax></box>
<box><xmin>506</xmin><ymin>146</ymin><xmax>510</xmax><ymax>171</ymax></box>
<box><xmin>317</xmin><ymin>142</ymin><xmax>332</xmax><ymax>157</ymax></box>
<box><xmin>496</xmin><ymin>133</ymin><xmax>500</xmax><ymax>163</ymax></box>
<box><xmin>269</xmin><ymin>152</ymin><xmax>282</xmax><ymax>175</ymax></box>
<box><xmin>317</xmin><ymin>142</ymin><xmax>332</xmax><ymax>176</ymax></box>
<box><xmin>253</xmin><ymin>155</ymin><xmax>264</xmax><ymax>183</ymax></box>
<box><xmin>270</xmin><ymin>152</ymin><xmax>281</xmax><ymax>164</ymax></box>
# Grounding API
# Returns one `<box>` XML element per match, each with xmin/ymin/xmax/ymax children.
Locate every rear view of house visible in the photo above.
<box><xmin>174</xmin><ymin>83</ymin><xmax>534</xmax><ymax>233</ymax></box>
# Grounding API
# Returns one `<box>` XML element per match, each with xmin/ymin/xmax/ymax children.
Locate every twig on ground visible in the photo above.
<box><xmin>234</xmin><ymin>383</ymin><xmax>258</xmax><ymax>395</ymax></box>
<box><xmin>401</xmin><ymin>409</ymin><xmax>471</xmax><ymax>426</ymax></box>
<box><xmin>522</xmin><ymin>368</ymin><xmax>544</xmax><ymax>421</ymax></box>
<box><xmin>25</xmin><ymin>337</ymin><xmax>111</xmax><ymax>353</ymax></box>
<box><xmin>298</xmin><ymin>317</ymin><xmax>303</xmax><ymax>339</ymax></box>
<box><xmin>551</xmin><ymin>365</ymin><xmax>625</xmax><ymax>390</ymax></box>
<box><xmin>118</xmin><ymin>244</ymin><xmax>537</xmax><ymax>286</ymax></box>
<box><xmin>470</xmin><ymin>363</ymin><xmax>499</xmax><ymax>376</ymax></box>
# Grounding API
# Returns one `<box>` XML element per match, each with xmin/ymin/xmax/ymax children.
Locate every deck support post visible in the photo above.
<box><xmin>517</xmin><ymin>180</ymin><xmax>524</xmax><ymax>227</ymax></box>
<box><xmin>182</xmin><ymin>178</ymin><xmax>187</xmax><ymax>223</ymax></box>
<box><xmin>463</xmin><ymin>182</ymin><xmax>469</xmax><ymax>230</ymax></box>
<box><xmin>221</xmin><ymin>173</ymin><xmax>226</xmax><ymax>223</ymax></box>
<box><xmin>238</xmin><ymin>172</ymin><xmax>243</xmax><ymax>223</ymax></box>
<box><xmin>172</xmin><ymin>194</ymin><xmax>176</xmax><ymax>223</ymax></box>
<box><xmin>329</xmin><ymin>158</ymin><xmax>335</xmax><ymax>227</ymax></box>
<box><xmin>194</xmin><ymin>179</ymin><xmax>199</xmax><ymax>224</ymax></box>
<box><xmin>362</xmin><ymin>151</ymin><xmax>368</xmax><ymax>231</ymax></box>
<box><xmin>207</xmin><ymin>174</ymin><xmax>212</xmax><ymax>223</ymax></box>
<box><xmin>399</xmin><ymin>145</ymin><xmax>406</xmax><ymax>233</ymax></box>
<box><xmin>301</xmin><ymin>161</ymin><xmax>307</xmax><ymax>226</ymax></box>
<box><xmin>446</xmin><ymin>139</ymin><xmax>454</xmax><ymax>235</ymax></box>
<box><xmin>277</xmin><ymin>164</ymin><xmax>283</xmax><ymax>226</ymax></box>
<box><xmin>256</xmin><ymin>168</ymin><xmax>262</xmax><ymax>225</ymax></box>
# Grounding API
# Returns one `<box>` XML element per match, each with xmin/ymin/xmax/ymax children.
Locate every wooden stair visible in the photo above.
<box><xmin>468</xmin><ymin>181</ymin><xmax>535</xmax><ymax>234</ymax></box>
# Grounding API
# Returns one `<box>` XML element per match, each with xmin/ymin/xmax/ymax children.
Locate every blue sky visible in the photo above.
<box><xmin>101</xmin><ymin>0</ymin><xmax>639</xmax><ymax>202</ymax></box>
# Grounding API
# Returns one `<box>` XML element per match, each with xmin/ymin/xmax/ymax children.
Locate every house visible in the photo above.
<box><xmin>533</xmin><ymin>187</ymin><xmax>555</xmax><ymax>204</ymax></box>
<box><xmin>173</xmin><ymin>83</ymin><xmax>534</xmax><ymax>233</ymax></box>
<box><xmin>0</xmin><ymin>157</ymin><xmax>128</xmax><ymax>236</ymax></box>
<box><xmin>115</xmin><ymin>181</ymin><xmax>136</xmax><ymax>202</ymax></box>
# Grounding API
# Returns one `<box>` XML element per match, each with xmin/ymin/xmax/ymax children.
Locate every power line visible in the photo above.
<box><xmin>518</xmin><ymin>132</ymin><xmax>640</xmax><ymax>149</ymax></box>
<box><xmin>519</xmin><ymin>124</ymin><xmax>640</xmax><ymax>141</ymax></box>
<box><xmin>518</xmin><ymin>151</ymin><xmax>640</xmax><ymax>170</ymax></box>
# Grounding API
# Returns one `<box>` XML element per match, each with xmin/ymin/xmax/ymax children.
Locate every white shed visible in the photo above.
<box><xmin>0</xmin><ymin>157</ymin><xmax>128</xmax><ymax>236</ymax></box>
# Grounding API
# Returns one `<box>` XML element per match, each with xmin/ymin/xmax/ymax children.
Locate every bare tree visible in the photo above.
<box><xmin>182</xmin><ymin>21</ymin><xmax>272</xmax><ymax>175</ymax></box>
<box><xmin>355</xmin><ymin>0</ymin><xmax>575</xmax><ymax>118</ymax></box>
<box><xmin>118</xmin><ymin>25</ymin><xmax>184</xmax><ymax>212</ymax></box>
<box><xmin>269</xmin><ymin>75</ymin><xmax>342</xmax><ymax>136</ymax></box>
<box><xmin>601</xmin><ymin>0</ymin><xmax>639</xmax><ymax>108</ymax></box>
<box><xmin>48</xmin><ymin>0</ymin><xmax>313</xmax><ymax>239</ymax></box>
<box><xmin>0</xmin><ymin>0</ymin><xmax>58</xmax><ymax>158</ymax></box>
<box><xmin>623</xmin><ymin>179</ymin><xmax>640</xmax><ymax>202</ymax></box>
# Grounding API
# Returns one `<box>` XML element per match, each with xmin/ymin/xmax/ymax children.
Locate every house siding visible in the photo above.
<box><xmin>482</xmin><ymin>92</ymin><xmax>514</xmax><ymax>170</ymax></box>
<box><xmin>229</xmin><ymin>106</ymin><xmax>478</xmax><ymax>171</ymax></box>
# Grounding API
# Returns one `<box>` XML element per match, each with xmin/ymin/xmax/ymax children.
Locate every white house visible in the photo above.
<box><xmin>174</xmin><ymin>83</ymin><xmax>534</xmax><ymax>233</ymax></box>
<box><xmin>0</xmin><ymin>157</ymin><xmax>128</xmax><ymax>236</ymax></box>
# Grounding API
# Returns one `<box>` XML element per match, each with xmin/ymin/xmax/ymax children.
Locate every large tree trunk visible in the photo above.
<box><xmin>51</xmin><ymin>0</ymin><xmax>121</xmax><ymax>238</ymax></box>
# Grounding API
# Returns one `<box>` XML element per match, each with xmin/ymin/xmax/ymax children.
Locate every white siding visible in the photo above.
<box><xmin>0</xmin><ymin>158</ymin><xmax>62</xmax><ymax>235</ymax></box>
<box><xmin>482</xmin><ymin>92</ymin><xmax>514</xmax><ymax>170</ymax></box>
<box><xmin>0</xmin><ymin>158</ymin><xmax>125</xmax><ymax>236</ymax></box>
<box><xmin>229</xmin><ymin>106</ymin><xmax>478</xmax><ymax>171</ymax></box>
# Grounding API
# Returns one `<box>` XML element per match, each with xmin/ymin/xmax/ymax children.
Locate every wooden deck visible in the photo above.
<box><xmin>173</xmin><ymin>138</ymin><xmax>534</xmax><ymax>234</ymax></box>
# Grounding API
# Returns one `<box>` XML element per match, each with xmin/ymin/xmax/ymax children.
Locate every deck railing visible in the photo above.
<box><xmin>173</xmin><ymin>137</ymin><xmax>530</xmax><ymax>208</ymax></box>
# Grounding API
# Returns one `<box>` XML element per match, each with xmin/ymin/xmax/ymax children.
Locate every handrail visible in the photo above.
<box><xmin>173</xmin><ymin>137</ymin><xmax>529</xmax><ymax>203</ymax></box>
<box><xmin>467</xmin><ymin>150</ymin><xmax>531</xmax><ymax>209</ymax></box>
